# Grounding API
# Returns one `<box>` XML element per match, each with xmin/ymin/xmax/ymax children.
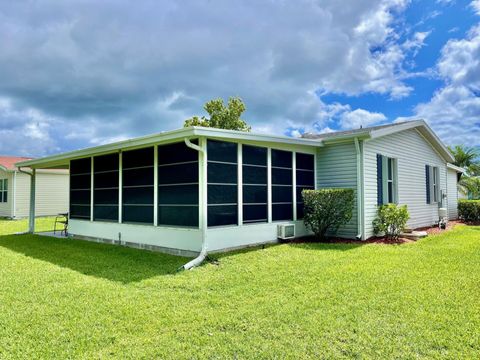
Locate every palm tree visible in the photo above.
<box><xmin>448</xmin><ymin>145</ymin><xmax>480</xmax><ymax>176</ymax></box>
<box><xmin>448</xmin><ymin>145</ymin><xmax>480</xmax><ymax>199</ymax></box>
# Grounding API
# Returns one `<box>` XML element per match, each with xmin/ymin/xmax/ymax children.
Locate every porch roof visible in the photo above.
<box><xmin>16</xmin><ymin>126</ymin><xmax>323</xmax><ymax>170</ymax></box>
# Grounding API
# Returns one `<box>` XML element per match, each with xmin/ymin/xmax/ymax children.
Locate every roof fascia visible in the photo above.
<box><xmin>321</xmin><ymin>133</ymin><xmax>371</xmax><ymax>144</ymax></box>
<box><xmin>192</xmin><ymin>127</ymin><xmax>323</xmax><ymax>147</ymax></box>
<box><xmin>17</xmin><ymin>127</ymin><xmax>196</xmax><ymax>168</ymax></box>
<box><xmin>447</xmin><ymin>163</ymin><xmax>465</xmax><ymax>173</ymax></box>
<box><xmin>17</xmin><ymin>126</ymin><xmax>323</xmax><ymax>169</ymax></box>
<box><xmin>369</xmin><ymin>120</ymin><xmax>454</xmax><ymax>163</ymax></box>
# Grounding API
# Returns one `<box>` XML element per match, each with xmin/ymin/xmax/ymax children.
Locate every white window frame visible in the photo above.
<box><xmin>382</xmin><ymin>156</ymin><xmax>397</xmax><ymax>204</ymax></box>
<box><xmin>430</xmin><ymin>166</ymin><xmax>439</xmax><ymax>203</ymax></box>
<box><xmin>0</xmin><ymin>179</ymin><xmax>7</xmax><ymax>203</ymax></box>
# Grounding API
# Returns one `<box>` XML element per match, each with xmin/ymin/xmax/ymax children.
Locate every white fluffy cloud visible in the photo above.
<box><xmin>340</xmin><ymin>109</ymin><xmax>387</xmax><ymax>129</ymax></box>
<box><xmin>0</xmin><ymin>0</ymin><xmax>421</xmax><ymax>155</ymax></box>
<box><xmin>400</xmin><ymin>19</ymin><xmax>480</xmax><ymax>146</ymax></box>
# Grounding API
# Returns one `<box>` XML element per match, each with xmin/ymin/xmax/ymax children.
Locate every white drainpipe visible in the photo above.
<box><xmin>354</xmin><ymin>138</ymin><xmax>363</xmax><ymax>240</ymax></box>
<box><xmin>18</xmin><ymin>167</ymin><xmax>36</xmax><ymax>233</ymax></box>
<box><xmin>180</xmin><ymin>137</ymin><xmax>208</xmax><ymax>270</ymax></box>
<box><xmin>12</xmin><ymin>170</ymin><xmax>17</xmax><ymax>219</ymax></box>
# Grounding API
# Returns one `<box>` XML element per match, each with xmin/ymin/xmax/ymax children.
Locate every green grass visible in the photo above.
<box><xmin>0</xmin><ymin>216</ymin><xmax>57</xmax><ymax>235</ymax></box>
<box><xmin>0</xmin><ymin>226</ymin><xmax>479</xmax><ymax>358</ymax></box>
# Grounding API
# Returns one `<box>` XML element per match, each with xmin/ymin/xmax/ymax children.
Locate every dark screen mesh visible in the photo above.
<box><xmin>295</xmin><ymin>153</ymin><xmax>314</xmax><ymax>220</ymax></box>
<box><xmin>70</xmin><ymin>158</ymin><xmax>92</xmax><ymax>219</ymax></box>
<box><xmin>207</xmin><ymin>140</ymin><xmax>238</xmax><ymax>226</ymax></box>
<box><xmin>157</xmin><ymin>142</ymin><xmax>199</xmax><ymax>227</ymax></box>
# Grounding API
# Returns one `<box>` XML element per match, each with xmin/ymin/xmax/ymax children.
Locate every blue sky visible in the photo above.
<box><xmin>319</xmin><ymin>0</ymin><xmax>478</xmax><ymax>127</ymax></box>
<box><xmin>0</xmin><ymin>0</ymin><xmax>479</xmax><ymax>156</ymax></box>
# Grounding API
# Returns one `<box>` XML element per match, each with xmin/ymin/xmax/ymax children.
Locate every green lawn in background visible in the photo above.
<box><xmin>0</xmin><ymin>217</ymin><xmax>56</xmax><ymax>235</ymax></box>
<box><xmin>0</xmin><ymin>225</ymin><xmax>478</xmax><ymax>358</ymax></box>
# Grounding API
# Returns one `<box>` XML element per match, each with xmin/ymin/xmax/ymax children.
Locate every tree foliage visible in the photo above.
<box><xmin>373</xmin><ymin>204</ymin><xmax>410</xmax><ymax>241</ymax></box>
<box><xmin>183</xmin><ymin>97</ymin><xmax>251</xmax><ymax>131</ymax></box>
<box><xmin>448</xmin><ymin>145</ymin><xmax>480</xmax><ymax>176</ymax></box>
<box><xmin>302</xmin><ymin>189</ymin><xmax>355</xmax><ymax>241</ymax></box>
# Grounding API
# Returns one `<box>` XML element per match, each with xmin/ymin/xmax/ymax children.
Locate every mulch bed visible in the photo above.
<box><xmin>291</xmin><ymin>220</ymin><xmax>465</xmax><ymax>246</ymax></box>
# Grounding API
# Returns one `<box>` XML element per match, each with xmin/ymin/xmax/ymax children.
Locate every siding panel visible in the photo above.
<box><xmin>447</xmin><ymin>169</ymin><xmax>459</xmax><ymax>220</ymax></box>
<box><xmin>316</xmin><ymin>141</ymin><xmax>358</xmax><ymax>238</ymax></box>
<box><xmin>364</xmin><ymin>129</ymin><xmax>447</xmax><ymax>238</ymax></box>
<box><xmin>15</xmin><ymin>171</ymin><xmax>69</xmax><ymax>218</ymax></box>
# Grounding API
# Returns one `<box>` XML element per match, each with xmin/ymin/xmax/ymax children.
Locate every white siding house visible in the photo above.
<box><xmin>0</xmin><ymin>156</ymin><xmax>69</xmax><ymax>219</ymax></box>
<box><xmin>16</xmin><ymin>120</ymin><xmax>462</xmax><ymax>257</ymax></box>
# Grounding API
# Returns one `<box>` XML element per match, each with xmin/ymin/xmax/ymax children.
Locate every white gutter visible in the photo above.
<box><xmin>12</xmin><ymin>171</ymin><xmax>16</xmax><ymax>219</ymax></box>
<box><xmin>180</xmin><ymin>137</ymin><xmax>208</xmax><ymax>270</ymax></box>
<box><xmin>354</xmin><ymin>138</ymin><xmax>363</xmax><ymax>240</ymax></box>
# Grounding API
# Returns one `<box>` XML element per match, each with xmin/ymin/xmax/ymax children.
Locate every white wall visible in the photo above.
<box><xmin>0</xmin><ymin>169</ymin><xmax>12</xmax><ymax>217</ymax></box>
<box><xmin>14</xmin><ymin>171</ymin><xmax>69</xmax><ymax>218</ymax></box>
<box><xmin>447</xmin><ymin>168</ymin><xmax>459</xmax><ymax>220</ymax></box>
<box><xmin>316</xmin><ymin>141</ymin><xmax>358</xmax><ymax>238</ymax></box>
<box><xmin>206</xmin><ymin>220</ymin><xmax>309</xmax><ymax>252</ymax></box>
<box><xmin>69</xmin><ymin>219</ymin><xmax>202</xmax><ymax>255</ymax></box>
<box><xmin>364</xmin><ymin>129</ymin><xmax>447</xmax><ymax>237</ymax></box>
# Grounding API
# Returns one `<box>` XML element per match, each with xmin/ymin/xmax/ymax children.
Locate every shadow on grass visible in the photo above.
<box><xmin>209</xmin><ymin>239</ymin><xmax>362</xmax><ymax>263</ymax></box>
<box><xmin>0</xmin><ymin>234</ymin><xmax>189</xmax><ymax>283</ymax></box>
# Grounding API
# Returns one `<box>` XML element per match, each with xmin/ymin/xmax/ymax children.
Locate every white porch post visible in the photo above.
<box><xmin>28</xmin><ymin>169</ymin><xmax>36</xmax><ymax>233</ymax></box>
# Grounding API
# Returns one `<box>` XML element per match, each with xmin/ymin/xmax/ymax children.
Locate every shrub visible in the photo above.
<box><xmin>302</xmin><ymin>189</ymin><xmax>355</xmax><ymax>241</ymax></box>
<box><xmin>373</xmin><ymin>204</ymin><xmax>410</xmax><ymax>241</ymax></box>
<box><xmin>458</xmin><ymin>199</ymin><xmax>480</xmax><ymax>222</ymax></box>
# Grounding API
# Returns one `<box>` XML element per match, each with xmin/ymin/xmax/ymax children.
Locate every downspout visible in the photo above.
<box><xmin>18</xmin><ymin>167</ymin><xmax>36</xmax><ymax>233</ymax></box>
<box><xmin>12</xmin><ymin>170</ymin><xmax>17</xmax><ymax>219</ymax></box>
<box><xmin>180</xmin><ymin>138</ymin><xmax>208</xmax><ymax>270</ymax></box>
<box><xmin>354</xmin><ymin>138</ymin><xmax>363</xmax><ymax>240</ymax></box>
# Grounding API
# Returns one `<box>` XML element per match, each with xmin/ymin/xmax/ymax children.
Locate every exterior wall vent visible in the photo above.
<box><xmin>277</xmin><ymin>224</ymin><xmax>295</xmax><ymax>240</ymax></box>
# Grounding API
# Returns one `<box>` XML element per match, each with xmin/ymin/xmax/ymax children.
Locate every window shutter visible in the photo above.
<box><xmin>377</xmin><ymin>154</ymin><xmax>383</xmax><ymax>205</ymax></box>
<box><xmin>425</xmin><ymin>165</ymin><xmax>431</xmax><ymax>204</ymax></box>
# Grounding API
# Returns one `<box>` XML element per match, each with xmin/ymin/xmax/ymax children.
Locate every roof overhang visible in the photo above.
<box><xmin>321</xmin><ymin>120</ymin><xmax>454</xmax><ymax>163</ymax></box>
<box><xmin>447</xmin><ymin>163</ymin><xmax>465</xmax><ymax>173</ymax></box>
<box><xmin>16</xmin><ymin>126</ymin><xmax>323</xmax><ymax>169</ymax></box>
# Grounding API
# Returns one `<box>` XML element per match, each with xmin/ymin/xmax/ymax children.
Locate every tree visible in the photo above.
<box><xmin>183</xmin><ymin>97</ymin><xmax>251</xmax><ymax>131</ymax></box>
<box><xmin>448</xmin><ymin>145</ymin><xmax>480</xmax><ymax>176</ymax></box>
<box><xmin>448</xmin><ymin>145</ymin><xmax>480</xmax><ymax>199</ymax></box>
<box><xmin>459</xmin><ymin>176</ymin><xmax>480</xmax><ymax>199</ymax></box>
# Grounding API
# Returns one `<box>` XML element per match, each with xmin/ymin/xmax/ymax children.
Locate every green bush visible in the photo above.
<box><xmin>302</xmin><ymin>189</ymin><xmax>355</xmax><ymax>241</ymax></box>
<box><xmin>458</xmin><ymin>199</ymin><xmax>480</xmax><ymax>222</ymax></box>
<box><xmin>373</xmin><ymin>204</ymin><xmax>410</xmax><ymax>241</ymax></box>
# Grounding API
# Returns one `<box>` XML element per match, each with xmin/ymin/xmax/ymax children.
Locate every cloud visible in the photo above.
<box><xmin>472</xmin><ymin>0</ymin><xmax>480</xmax><ymax>15</ymax></box>
<box><xmin>397</xmin><ymin>22</ymin><xmax>480</xmax><ymax>146</ymax></box>
<box><xmin>0</xmin><ymin>0</ymin><xmax>421</xmax><ymax>155</ymax></box>
<box><xmin>339</xmin><ymin>108</ymin><xmax>387</xmax><ymax>129</ymax></box>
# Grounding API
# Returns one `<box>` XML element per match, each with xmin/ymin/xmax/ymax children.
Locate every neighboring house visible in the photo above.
<box><xmin>16</xmin><ymin>120</ymin><xmax>462</xmax><ymax>256</ymax></box>
<box><xmin>0</xmin><ymin>156</ymin><xmax>69</xmax><ymax>219</ymax></box>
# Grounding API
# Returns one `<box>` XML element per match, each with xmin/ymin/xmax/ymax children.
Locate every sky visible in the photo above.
<box><xmin>0</xmin><ymin>0</ymin><xmax>480</xmax><ymax>157</ymax></box>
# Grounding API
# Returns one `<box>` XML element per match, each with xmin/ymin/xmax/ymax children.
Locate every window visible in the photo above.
<box><xmin>425</xmin><ymin>165</ymin><xmax>439</xmax><ymax>204</ymax></box>
<box><xmin>70</xmin><ymin>158</ymin><xmax>92</xmax><ymax>219</ymax></box>
<box><xmin>93</xmin><ymin>153</ymin><xmax>119</xmax><ymax>222</ymax></box>
<box><xmin>243</xmin><ymin>145</ymin><xmax>267</xmax><ymax>224</ymax></box>
<box><xmin>158</xmin><ymin>141</ymin><xmax>199</xmax><ymax>227</ymax></box>
<box><xmin>0</xmin><ymin>179</ymin><xmax>7</xmax><ymax>203</ymax></box>
<box><xmin>376</xmin><ymin>154</ymin><xmax>397</xmax><ymax>205</ymax></box>
<box><xmin>123</xmin><ymin>147</ymin><xmax>154</xmax><ymax>224</ymax></box>
<box><xmin>271</xmin><ymin>149</ymin><xmax>293</xmax><ymax>221</ymax></box>
<box><xmin>295</xmin><ymin>153</ymin><xmax>315</xmax><ymax>219</ymax></box>
<box><xmin>207</xmin><ymin>140</ymin><xmax>238</xmax><ymax>227</ymax></box>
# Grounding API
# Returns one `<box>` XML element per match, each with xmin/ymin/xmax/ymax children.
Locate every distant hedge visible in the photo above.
<box><xmin>458</xmin><ymin>200</ymin><xmax>480</xmax><ymax>222</ymax></box>
<box><xmin>303</xmin><ymin>188</ymin><xmax>355</xmax><ymax>241</ymax></box>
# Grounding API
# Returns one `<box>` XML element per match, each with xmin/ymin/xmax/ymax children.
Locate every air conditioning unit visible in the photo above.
<box><xmin>277</xmin><ymin>224</ymin><xmax>295</xmax><ymax>240</ymax></box>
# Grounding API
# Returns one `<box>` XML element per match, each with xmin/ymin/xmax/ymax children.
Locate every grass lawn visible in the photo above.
<box><xmin>0</xmin><ymin>216</ymin><xmax>57</xmax><ymax>235</ymax></box>
<box><xmin>0</xmin><ymin>226</ymin><xmax>479</xmax><ymax>358</ymax></box>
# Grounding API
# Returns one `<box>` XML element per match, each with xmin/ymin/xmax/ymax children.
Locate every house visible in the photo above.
<box><xmin>0</xmin><ymin>156</ymin><xmax>69</xmax><ymax>219</ymax></box>
<box><xmin>16</xmin><ymin>120</ymin><xmax>462</xmax><ymax>258</ymax></box>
